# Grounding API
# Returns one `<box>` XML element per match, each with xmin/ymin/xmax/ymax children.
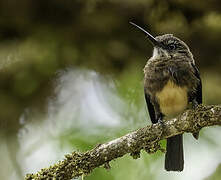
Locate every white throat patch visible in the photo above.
<box><xmin>152</xmin><ymin>47</ymin><xmax>159</xmax><ymax>58</ymax></box>
<box><xmin>151</xmin><ymin>47</ymin><xmax>169</xmax><ymax>59</ymax></box>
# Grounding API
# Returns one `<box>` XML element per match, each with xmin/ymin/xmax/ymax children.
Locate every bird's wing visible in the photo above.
<box><xmin>191</xmin><ymin>63</ymin><xmax>202</xmax><ymax>139</ymax></box>
<box><xmin>144</xmin><ymin>90</ymin><xmax>157</xmax><ymax>124</ymax></box>
<box><xmin>192</xmin><ymin>63</ymin><xmax>202</xmax><ymax>104</ymax></box>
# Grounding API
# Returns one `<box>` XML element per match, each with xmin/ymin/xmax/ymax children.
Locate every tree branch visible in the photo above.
<box><xmin>25</xmin><ymin>105</ymin><xmax>221</xmax><ymax>180</ymax></box>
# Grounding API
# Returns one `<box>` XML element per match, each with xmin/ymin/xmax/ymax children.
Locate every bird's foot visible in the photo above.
<box><xmin>158</xmin><ymin>118</ymin><xmax>163</xmax><ymax>124</ymax></box>
<box><xmin>192</xmin><ymin>99</ymin><xmax>199</xmax><ymax>109</ymax></box>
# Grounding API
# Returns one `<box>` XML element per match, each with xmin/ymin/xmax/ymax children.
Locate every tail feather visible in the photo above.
<box><xmin>165</xmin><ymin>134</ymin><xmax>184</xmax><ymax>171</ymax></box>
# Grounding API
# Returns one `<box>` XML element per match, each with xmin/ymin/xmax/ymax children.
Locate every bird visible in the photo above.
<box><xmin>130</xmin><ymin>22</ymin><xmax>202</xmax><ymax>171</ymax></box>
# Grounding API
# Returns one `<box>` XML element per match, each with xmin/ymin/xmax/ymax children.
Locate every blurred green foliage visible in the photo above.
<box><xmin>0</xmin><ymin>0</ymin><xmax>221</xmax><ymax>179</ymax></box>
<box><xmin>1</xmin><ymin>0</ymin><xmax>221</xmax><ymax>132</ymax></box>
<box><xmin>205</xmin><ymin>164</ymin><xmax>221</xmax><ymax>180</ymax></box>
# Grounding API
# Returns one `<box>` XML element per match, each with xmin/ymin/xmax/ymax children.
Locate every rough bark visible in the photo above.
<box><xmin>25</xmin><ymin>105</ymin><xmax>221</xmax><ymax>180</ymax></box>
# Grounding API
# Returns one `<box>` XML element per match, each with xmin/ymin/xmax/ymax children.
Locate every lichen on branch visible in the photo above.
<box><xmin>25</xmin><ymin>105</ymin><xmax>221</xmax><ymax>180</ymax></box>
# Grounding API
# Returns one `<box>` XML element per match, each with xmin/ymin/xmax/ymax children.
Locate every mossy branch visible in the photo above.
<box><xmin>25</xmin><ymin>105</ymin><xmax>221</xmax><ymax>180</ymax></box>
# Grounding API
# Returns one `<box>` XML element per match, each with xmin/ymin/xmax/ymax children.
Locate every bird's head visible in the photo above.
<box><xmin>130</xmin><ymin>22</ymin><xmax>193</xmax><ymax>60</ymax></box>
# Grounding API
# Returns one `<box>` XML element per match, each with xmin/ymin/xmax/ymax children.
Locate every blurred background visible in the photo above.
<box><xmin>0</xmin><ymin>0</ymin><xmax>221</xmax><ymax>179</ymax></box>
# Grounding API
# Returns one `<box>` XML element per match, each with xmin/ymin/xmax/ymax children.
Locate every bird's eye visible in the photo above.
<box><xmin>168</xmin><ymin>44</ymin><xmax>176</xmax><ymax>50</ymax></box>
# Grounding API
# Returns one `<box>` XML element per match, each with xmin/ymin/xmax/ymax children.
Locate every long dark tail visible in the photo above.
<box><xmin>165</xmin><ymin>134</ymin><xmax>184</xmax><ymax>171</ymax></box>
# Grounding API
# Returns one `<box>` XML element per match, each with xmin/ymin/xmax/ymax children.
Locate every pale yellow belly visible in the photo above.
<box><xmin>156</xmin><ymin>80</ymin><xmax>188</xmax><ymax>118</ymax></box>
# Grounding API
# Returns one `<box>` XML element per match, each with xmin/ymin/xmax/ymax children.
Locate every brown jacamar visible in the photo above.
<box><xmin>130</xmin><ymin>22</ymin><xmax>202</xmax><ymax>171</ymax></box>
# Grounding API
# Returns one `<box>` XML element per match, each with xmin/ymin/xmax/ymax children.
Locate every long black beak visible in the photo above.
<box><xmin>129</xmin><ymin>22</ymin><xmax>162</xmax><ymax>47</ymax></box>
